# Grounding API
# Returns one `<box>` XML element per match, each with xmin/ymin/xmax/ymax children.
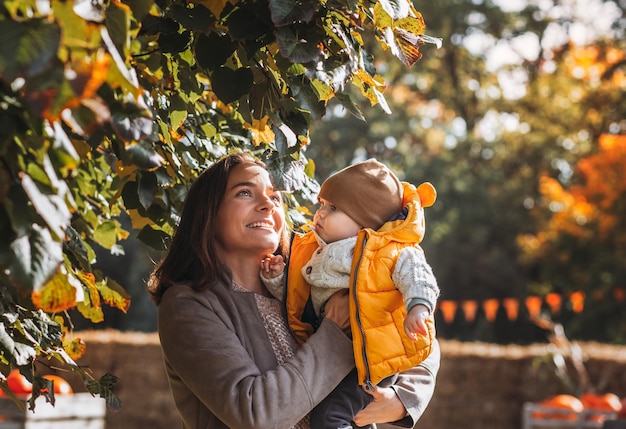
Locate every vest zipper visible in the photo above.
<box><xmin>351</xmin><ymin>234</ymin><xmax>374</xmax><ymax>390</ymax></box>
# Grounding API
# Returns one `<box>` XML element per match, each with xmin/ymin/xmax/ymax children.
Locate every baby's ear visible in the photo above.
<box><xmin>417</xmin><ymin>182</ymin><xmax>437</xmax><ymax>208</ymax></box>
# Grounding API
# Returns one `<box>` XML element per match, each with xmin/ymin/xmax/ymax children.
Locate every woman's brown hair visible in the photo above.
<box><xmin>147</xmin><ymin>153</ymin><xmax>288</xmax><ymax>304</ymax></box>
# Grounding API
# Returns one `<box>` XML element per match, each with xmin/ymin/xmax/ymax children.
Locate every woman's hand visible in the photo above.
<box><xmin>353</xmin><ymin>385</ymin><xmax>407</xmax><ymax>426</ymax></box>
<box><xmin>322</xmin><ymin>289</ymin><xmax>350</xmax><ymax>331</ymax></box>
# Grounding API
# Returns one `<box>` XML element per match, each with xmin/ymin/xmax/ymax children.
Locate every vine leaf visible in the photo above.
<box><xmin>269</xmin><ymin>0</ymin><xmax>318</xmax><ymax>26</ymax></box>
<box><xmin>211</xmin><ymin>67</ymin><xmax>253</xmax><ymax>104</ymax></box>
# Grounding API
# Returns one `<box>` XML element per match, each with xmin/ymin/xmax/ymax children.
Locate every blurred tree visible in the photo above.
<box><xmin>309</xmin><ymin>0</ymin><xmax>626</xmax><ymax>343</ymax></box>
<box><xmin>519</xmin><ymin>133</ymin><xmax>626</xmax><ymax>342</ymax></box>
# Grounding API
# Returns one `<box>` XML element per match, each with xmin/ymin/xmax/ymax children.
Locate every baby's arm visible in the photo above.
<box><xmin>260</xmin><ymin>254</ymin><xmax>286</xmax><ymax>300</ymax></box>
<box><xmin>404</xmin><ymin>304</ymin><xmax>430</xmax><ymax>339</ymax></box>
<box><xmin>392</xmin><ymin>246</ymin><xmax>440</xmax><ymax>341</ymax></box>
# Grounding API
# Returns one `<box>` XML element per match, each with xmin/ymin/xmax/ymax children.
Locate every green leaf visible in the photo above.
<box><xmin>289</xmin><ymin>79</ymin><xmax>326</xmax><ymax>120</ymax></box>
<box><xmin>20</xmin><ymin>174</ymin><xmax>71</xmax><ymax>240</ymax></box>
<box><xmin>137</xmin><ymin>225</ymin><xmax>170</xmax><ymax>250</ymax></box>
<box><xmin>121</xmin><ymin>180</ymin><xmax>140</xmax><ymax>210</ymax></box>
<box><xmin>123</xmin><ymin>0</ymin><xmax>153</xmax><ymax>21</ymax></box>
<box><xmin>195</xmin><ymin>31</ymin><xmax>234</xmax><ymax>71</ymax></box>
<box><xmin>93</xmin><ymin>220</ymin><xmax>122</xmax><ymax>250</ymax></box>
<box><xmin>0</xmin><ymin>19</ymin><xmax>60</xmax><ymax>81</ymax></box>
<box><xmin>85</xmin><ymin>372</ymin><xmax>122</xmax><ymax>411</ymax></box>
<box><xmin>137</xmin><ymin>172</ymin><xmax>158</xmax><ymax>210</ymax></box>
<box><xmin>211</xmin><ymin>67</ymin><xmax>253</xmax><ymax>105</ymax></box>
<box><xmin>111</xmin><ymin>111</ymin><xmax>154</xmax><ymax>142</ymax></box>
<box><xmin>170</xmin><ymin>3</ymin><xmax>215</xmax><ymax>32</ymax></box>
<box><xmin>138</xmin><ymin>15</ymin><xmax>179</xmax><ymax>36</ymax></box>
<box><xmin>266</xmin><ymin>156</ymin><xmax>307</xmax><ymax>193</ymax></box>
<box><xmin>275</xmin><ymin>24</ymin><xmax>324</xmax><ymax>64</ymax></box>
<box><xmin>335</xmin><ymin>92</ymin><xmax>365</xmax><ymax>120</ymax></box>
<box><xmin>225</xmin><ymin>4</ymin><xmax>273</xmax><ymax>41</ymax></box>
<box><xmin>125</xmin><ymin>142</ymin><xmax>165</xmax><ymax>170</ymax></box>
<box><xmin>105</xmin><ymin>0</ymin><xmax>131</xmax><ymax>57</ymax></box>
<box><xmin>269</xmin><ymin>0</ymin><xmax>318</xmax><ymax>26</ymax></box>
<box><xmin>9</xmin><ymin>224</ymin><xmax>63</xmax><ymax>291</ymax></box>
<box><xmin>158</xmin><ymin>30</ymin><xmax>192</xmax><ymax>54</ymax></box>
<box><xmin>63</xmin><ymin>226</ymin><xmax>92</xmax><ymax>270</ymax></box>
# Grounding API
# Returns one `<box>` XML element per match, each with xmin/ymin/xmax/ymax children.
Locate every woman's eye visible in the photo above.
<box><xmin>237</xmin><ymin>189</ymin><xmax>252</xmax><ymax>197</ymax></box>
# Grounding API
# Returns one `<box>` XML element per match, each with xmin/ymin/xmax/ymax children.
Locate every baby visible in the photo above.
<box><xmin>261</xmin><ymin>159</ymin><xmax>439</xmax><ymax>429</ymax></box>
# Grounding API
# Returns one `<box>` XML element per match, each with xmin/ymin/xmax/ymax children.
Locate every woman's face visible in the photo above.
<box><xmin>214</xmin><ymin>163</ymin><xmax>285</xmax><ymax>260</ymax></box>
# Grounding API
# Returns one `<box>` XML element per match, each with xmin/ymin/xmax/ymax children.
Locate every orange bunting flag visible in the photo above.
<box><xmin>503</xmin><ymin>298</ymin><xmax>520</xmax><ymax>321</ymax></box>
<box><xmin>438</xmin><ymin>301</ymin><xmax>457</xmax><ymax>324</ymax></box>
<box><xmin>482</xmin><ymin>299</ymin><xmax>500</xmax><ymax>322</ymax></box>
<box><xmin>461</xmin><ymin>300</ymin><xmax>478</xmax><ymax>322</ymax></box>
<box><xmin>525</xmin><ymin>296</ymin><xmax>542</xmax><ymax>319</ymax></box>
<box><xmin>613</xmin><ymin>287</ymin><xmax>625</xmax><ymax>302</ymax></box>
<box><xmin>545</xmin><ymin>292</ymin><xmax>562</xmax><ymax>314</ymax></box>
<box><xmin>570</xmin><ymin>291</ymin><xmax>585</xmax><ymax>313</ymax></box>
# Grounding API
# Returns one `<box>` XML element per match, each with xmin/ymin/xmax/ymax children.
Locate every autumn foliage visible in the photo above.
<box><xmin>517</xmin><ymin>133</ymin><xmax>626</xmax><ymax>303</ymax></box>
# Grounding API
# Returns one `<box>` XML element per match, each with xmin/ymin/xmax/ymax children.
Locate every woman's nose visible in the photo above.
<box><xmin>259</xmin><ymin>194</ymin><xmax>276</xmax><ymax>212</ymax></box>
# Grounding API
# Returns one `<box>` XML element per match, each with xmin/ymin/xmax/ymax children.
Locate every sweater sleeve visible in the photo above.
<box><xmin>392</xmin><ymin>246</ymin><xmax>440</xmax><ymax>313</ymax></box>
<box><xmin>158</xmin><ymin>285</ymin><xmax>355</xmax><ymax>429</ymax></box>
<box><xmin>260</xmin><ymin>271</ymin><xmax>285</xmax><ymax>301</ymax></box>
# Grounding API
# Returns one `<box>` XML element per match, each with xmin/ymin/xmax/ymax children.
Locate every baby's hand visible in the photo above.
<box><xmin>260</xmin><ymin>254</ymin><xmax>285</xmax><ymax>279</ymax></box>
<box><xmin>404</xmin><ymin>304</ymin><xmax>430</xmax><ymax>341</ymax></box>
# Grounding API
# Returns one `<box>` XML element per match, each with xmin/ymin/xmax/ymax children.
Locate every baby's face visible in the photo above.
<box><xmin>313</xmin><ymin>198</ymin><xmax>361</xmax><ymax>243</ymax></box>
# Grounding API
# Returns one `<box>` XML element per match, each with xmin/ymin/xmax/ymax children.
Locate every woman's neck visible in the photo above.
<box><xmin>224</xmin><ymin>254</ymin><xmax>269</xmax><ymax>296</ymax></box>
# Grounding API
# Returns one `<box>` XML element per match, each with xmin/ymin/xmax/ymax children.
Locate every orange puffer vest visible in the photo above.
<box><xmin>283</xmin><ymin>182</ymin><xmax>437</xmax><ymax>387</ymax></box>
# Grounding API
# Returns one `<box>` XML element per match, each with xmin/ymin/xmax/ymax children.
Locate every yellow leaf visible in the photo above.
<box><xmin>115</xmin><ymin>160</ymin><xmax>137</xmax><ymax>179</ymax></box>
<box><xmin>373</xmin><ymin>3</ymin><xmax>393</xmax><ymax>28</ymax></box>
<box><xmin>77</xmin><ymin>271</ymin><xmax>102</xmax><ymax>309</ymax></box>
<box><xmin>127</xmin><ymin>208</ymin><xmax>154</xmax><ymax>230</ymax></box>
<box><xmin>311</xmin><ymin>79</ymin><xmax>334</xmax><ymax>102</ymax></box>
<box><xmin>76</xmin><ymin>301</ymin><xmax>104</xmax><ymax>323</ymax></box>
<box><xmin>63</xmin><ymin>337</ymin><xmax>87</xmax><ymax>360</ymax></box>
<box><xmin>244</xmin><ymin>116</ymin><xmax>275</xmax><ymax>146</ymax></box>
<box><xmin>98</xmin><ymin>278</ymin><xmax>131</xmax><ymax>313</ymax></box>
<box><xmin>31</xmin><ymin>267</ymin><xmax>78</xmax><ymax>313</ymax></box>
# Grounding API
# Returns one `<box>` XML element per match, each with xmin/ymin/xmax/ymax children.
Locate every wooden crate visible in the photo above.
<box><xmin>0</xmin><ymin>393</ymin><xmax>105</xmax><ymax>429</ymax></box>
<box><xmin>522</xmin><ymin>402</ymin><xmax>618</xmax><ymax>429</ymax></box>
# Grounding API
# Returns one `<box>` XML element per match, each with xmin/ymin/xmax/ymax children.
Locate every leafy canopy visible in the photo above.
<box><xmin>0</xmin><ymin>0</ymin><xmax>438</xmax><ymax>406</ymax></box>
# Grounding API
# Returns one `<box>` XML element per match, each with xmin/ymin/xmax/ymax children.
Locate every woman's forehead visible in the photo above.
<box><xmin>229</xmin><ymin>163</ymin><xmax>272</xmax><ymax>185</ymax></box>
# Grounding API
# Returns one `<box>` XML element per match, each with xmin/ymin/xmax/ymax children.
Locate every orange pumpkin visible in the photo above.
<box><xmin>42</xmin><ymin>375</ymin><xmax>73</xmax><ymax>395</ymax></box>
<box><xmin>617</xmin><ymin>397</ymin><xmax>626</xmax><ymax>419</ymax></box>
<box><xmin>533</xmin><ymin>394</ymin><xmax>584</xmax><ymax>421</ymax></box>
<box><xmin>580</xmin><ymin>392</ymin><xmax>622</xmax><ymax>412</ymax></box>
<box><xmin>6</xmin><ymin>370</ymin><xmax>32</xmax><ymax>396</ymax></box>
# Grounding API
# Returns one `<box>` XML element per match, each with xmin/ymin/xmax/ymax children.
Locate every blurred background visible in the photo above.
<box><xmin>78</xmin><ymin>0</ymin><xmax>626</xmax><ymax>346</ymax></box>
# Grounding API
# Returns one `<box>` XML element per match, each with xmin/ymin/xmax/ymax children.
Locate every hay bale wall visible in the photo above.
<box><xmin>63</xmin><ymin>331</ymin><xmax>626</xmax><ymax>429</ymax></box>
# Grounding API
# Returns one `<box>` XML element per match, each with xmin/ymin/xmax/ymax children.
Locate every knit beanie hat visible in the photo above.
<box><xmin>318</xmin><ymin>159</ymin><xmax>403</xmax><ymax>230</ymax></box>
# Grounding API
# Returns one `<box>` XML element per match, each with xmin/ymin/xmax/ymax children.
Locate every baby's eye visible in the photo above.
<box><xmin>271</xmin><ymin>194</ymin><xmax>282</xmax><ymax>204</ymax></box>
<box><xmin>330</xmin><ymin>205</ymin><xmax>337</xmax><ymax>211</ymax></box>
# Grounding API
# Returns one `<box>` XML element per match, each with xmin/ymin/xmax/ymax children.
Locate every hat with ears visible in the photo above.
<box><xmin>318</xmin><ymin>159</ymin><xmax>403</xmax><ymax>230</ymax></box>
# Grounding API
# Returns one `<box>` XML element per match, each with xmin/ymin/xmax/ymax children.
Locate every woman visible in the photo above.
<box><xmin>148</xmin><ymin>153</ymin><xmax>440</xmax><ymax>429</ymax></box>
